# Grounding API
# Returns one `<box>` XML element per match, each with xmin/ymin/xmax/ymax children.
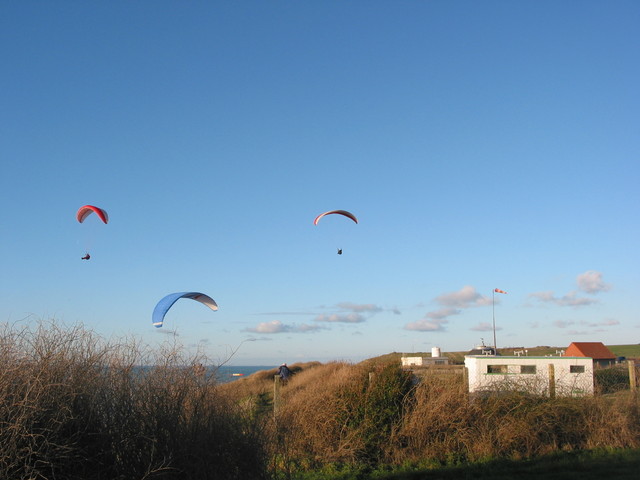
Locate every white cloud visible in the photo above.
<box><xmin>576</xmin><ymin>270</ymin><xmax>611</xmax><ymax>294</ymax></box>
<box><xmin>584</xmin><ymin>318</ymin><xmax>620</xmax><ymax>327</ymax></box>
<box><xmin>254</xmin><ymin>311</ymin><xmax>317</xmax><ymax>316</ymax></box>
<box><xmin>314</xmin><ymin>313</ymin><xmax>365</xmax><ymax>323</ymax></box>
<box><xmin>311</xmin><ymin>302</ymin><xmax>389</xmax><ymax>323</ymax></box>
<box><xmin>529</xmin><ymin>290</ymin><xmax>597</xmax><ymax>307</ymax></box>
<box><xmin>567</xmin><ymin>329</ymin><xmax>589</xmax><ymax>336</ymax></box>
<box><xmin>246</xmin><ymin>321</ymin><xmax>287</xmax><ymax>333</ymax></box>
<box><xmin>435</xmin><ymin>286</ymin><xmax>491</xmax><ymax>308</ymax></box>
<box><xmin>335</xmin><ymin>302</ymin><xmax>383</xmax><ymax>313</ymax></box>
<box><xmin>404</xmin><ymin>286</ymin><xmax>495</xmax><ymax>332</ymax></box>
<box><xmin>553</xmin><ymin>319</ymin><xmax>575</xmax><ymax>328</ymax></box>
<box><xmin>471</xmin><ymin>322</ymin><xmax>501</xmax><ymax>332</ymax></box>
<box><xmin>426</xmin><ymin>307</ymin><xmax>461</xmax><ymax>320</ymax></box>
<box><xmin>295</xmin><ymin>323</ymin><xmax>328</xmax><ymax>332</ymax></box>
<box><xmin>404</xmin><ymin>318</ymin><xmax>448</xmax><ymax>332</ymax></box>
<box><xmin>245</xmin><ymin>320</ymin><xmax>325</xmax><ymax>334</ymax></box>
<box><xmin>402</xmin><ymin>307</ymin><xmax>461</xmax><ymax>332</ymax></box>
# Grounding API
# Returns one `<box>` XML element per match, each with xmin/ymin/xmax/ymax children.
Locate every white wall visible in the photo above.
<box><xmin>402</xmin><ymin>356</ymin><xmax>450</xmax><ymax>366</ymax></box>
<box><xmin>402</xmin><ymin>356</ymin><xmax>424</xmax><ymax>366</ymax></box>
<box><xmin>464</xmin><ymin>356</ymin><xmax>594</xmax><ymax>396</ymax></box>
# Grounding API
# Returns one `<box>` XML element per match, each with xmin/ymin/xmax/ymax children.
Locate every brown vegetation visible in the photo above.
<box><xmin>2</xmin><ymin>321</ymin><xmax>638</xmax><ymax>479</ymax></box>
<box><xmin>223</xmin><ymin>356</ymin><xmax>640</xmax><ymax>475</ymax></box>
<box><xmin>0</xmin><ymin>321</ymin><xmax>267</xmax><ymax>480</ymax></box>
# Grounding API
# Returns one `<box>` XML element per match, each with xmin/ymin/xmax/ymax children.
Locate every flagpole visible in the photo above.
<box><xmin>492</xmin><ymin>289</ymin><xmax>497</xmax><ymax>354</ymax></box>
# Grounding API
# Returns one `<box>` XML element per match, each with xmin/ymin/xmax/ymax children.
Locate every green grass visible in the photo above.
<box><xmin>384</xmin><ymin>449</ymin><xmax>640</xmax><ymax>480</ymax></box>
<box><xmin>290</xmin><ymin>449</ymin><xmax>640</xmax><ymax>480</ymax></box>
<box><xmin>609</xmin><ymin>344</ymin><xmax>640</xmax><ymax>359</ymax></box>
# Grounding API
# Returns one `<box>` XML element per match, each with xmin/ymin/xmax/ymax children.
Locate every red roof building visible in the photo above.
<box><xmin>564</xmin><ymin>342</ymin><xmax>616</xmax><ymax>367</ymax></box>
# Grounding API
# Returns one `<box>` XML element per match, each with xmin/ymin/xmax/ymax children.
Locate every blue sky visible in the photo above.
<box><xmin>1</xmin><ymin>1</ymin><xmax>638</xmax><ymax>365</ymax></box>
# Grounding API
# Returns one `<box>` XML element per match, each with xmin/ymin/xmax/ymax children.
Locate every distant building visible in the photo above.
<box><xmin>563</xmin><ymin>342</ymin><xmax>616</xmax><ymax>368</ymax></box>
<box><xmin>467</xmin><ymin>342</ymin><xmax>498</xmax><ymax>356</ymax></box>
<box><xmin>401</xmin><ymin>346</ymin><xmax>449</xmax><ymax>367</ymax></box>
<box><xmin>401</xmin><ymin>356</ymin><xmax>450</xmax><ymax>367</ymax></box>
<box><xmin>465</xmin><ymin>355</ymin><xmax>594</xmax><ymax>397</ymax></box>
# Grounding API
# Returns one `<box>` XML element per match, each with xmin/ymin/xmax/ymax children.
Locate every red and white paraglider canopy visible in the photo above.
<box><xmin>313</xmin><ymin>210</ymin><xmax>358</xmax><ymax>225</ymax></box>
<box><xmin>76</xmin><ymin>205</ymin><xmax>109</xmax><ymax>224</ymax></box>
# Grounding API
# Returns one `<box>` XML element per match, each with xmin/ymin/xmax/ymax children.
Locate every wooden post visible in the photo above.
<box><xmin>273</xmin><ymin>375</ymin><xmax>281</xmax><ymax>416</ymax></box>
<box><xmin>629</xmin><ymin>360</ymin><xmax>637</xmax><ymax>391</ymax></box>
<box><xmin>548</xmin><ymin>364</ymin><xmax>556</xmax><ymax>398</ymax></box>
<box><xmin>463</xmin><ymin>366</ymin><xmax>468</xmax><ymax>392</ymax></box>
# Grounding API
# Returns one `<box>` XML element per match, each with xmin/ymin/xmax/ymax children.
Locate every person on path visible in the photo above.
<box><xmin>278</xmin><ymin>363</ymin><xmax>292</xmax><ymax>384</ymax></box>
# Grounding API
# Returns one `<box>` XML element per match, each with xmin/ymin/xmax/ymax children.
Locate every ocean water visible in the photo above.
<box><xmin>214</xmin><ymin>365</ymin><xmax>276</xmax><ymax>383</ymax></box>
<box><xmin>130</xmin><ymin>365</ymin><xmax>276</xmax><ymax>384</ymax></box>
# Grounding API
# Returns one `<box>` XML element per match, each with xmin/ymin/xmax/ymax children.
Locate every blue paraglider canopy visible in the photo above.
<box><xmin>152</xmin><ymin>292</ymin><xmax>218</xmax><ymax>328</ymax></box>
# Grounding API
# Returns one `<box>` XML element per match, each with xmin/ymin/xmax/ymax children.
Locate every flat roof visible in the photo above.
<box><xmin>465</xmin><ymin>355</ymin><xmax>590</xmax><ymax>360</ymax></box>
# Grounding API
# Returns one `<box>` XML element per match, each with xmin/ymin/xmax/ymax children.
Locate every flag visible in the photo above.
<box><xmin>494</xmin><ymin>288</ymin><xmax>507</xmax><ymax>294</ymax></box>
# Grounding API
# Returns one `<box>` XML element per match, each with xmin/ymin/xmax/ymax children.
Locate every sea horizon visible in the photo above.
<box><xmin>215</xmin><ymin>365</ymin><xmax>276</xmax><ymax>383</ymax></box>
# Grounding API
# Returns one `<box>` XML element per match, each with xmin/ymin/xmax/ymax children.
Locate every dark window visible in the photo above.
<box><xmin>570</xmin><ymin>365</ymin><xmax>585</xmax><ymax>373</ymax></box>
<box><xmin>487</xmin><ymin>365</ymin><xmax>508</xmax><ymax>374</ymax></box>
<box><xmin>520</xmin><ymin>365</ymin><xmax>536</xmax><ymax>374</ymax></box>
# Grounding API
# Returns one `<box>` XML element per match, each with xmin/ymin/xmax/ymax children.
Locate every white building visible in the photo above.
<box><xmin>402</xmin><ymin>347</ymin><xmax>449</xmax><ymax>367</ymax></box>
<box><xmin>464</xmin><ymin>355</ymin><xmax>594</xmax><ymax>397</ymax></box>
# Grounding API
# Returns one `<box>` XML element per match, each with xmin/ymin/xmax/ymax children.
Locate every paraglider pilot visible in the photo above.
<box><xmin>278</xmin><ymin>363</ymin><xmax>292</xmax><ymax>384</ymax></box>
<box><xmin>337</xmin><ymin>248</ymin><xmax>342</xmax><ymax>255</ymax></box>
<box><xmin>81</xmin><ymin>253</ymin><xmax>91</xmax><ymax>260</ymax></box>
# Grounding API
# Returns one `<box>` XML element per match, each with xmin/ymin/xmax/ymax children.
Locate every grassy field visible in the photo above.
<box><xmin>607</xmin><ymin>344</ymin><xmax>640</xmax><ymax>359</ymax></box>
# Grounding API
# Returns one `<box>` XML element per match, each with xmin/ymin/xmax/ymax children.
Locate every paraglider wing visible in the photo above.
<box><xmin>77</xmin><ymin>205</ymin><xmax>109</xmax><ymax>224</ymax></box>
<box><xmin>313</xmin><ymin>210</ymin><xmax>358</xmax><ymax>225</ymax></box>
<box><xmin>152</xmin><ymin>292</ymin><xmax>218</xmax><ymax>328</ymax></box>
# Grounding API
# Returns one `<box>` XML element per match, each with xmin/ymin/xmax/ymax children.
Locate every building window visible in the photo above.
<box><xmin>570</xmin><ymin>365</ymin><xmax>585</xmax><ymax>373</ymax></box>
<box><xmin>520</xmin><ymin>365</ymin><xmax>536</xmax><ymax>374</ymax></box>
<box><xmin>487</xmin><ymin>365</ymin><xmax>508</xmax><ymax>374</ymax></box>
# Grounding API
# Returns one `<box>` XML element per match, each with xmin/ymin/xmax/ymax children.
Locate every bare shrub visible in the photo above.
<box><xmin>0</xmin><ymin>320</ymin><xmax>268</xmax><ymax>480</ymax></box>
<box><xmin>581</xmin><ymin>393</ymin><xmax>640</xmax><ymax>449</ymax></box>
<box><xmin>595</xmin><ymin>365</ymin><xmax>630</xmax><ymax>394</ymax></box>
<box><xmin>393</xmin><ymin>373</ymin><xmax>640</xmax><ymax>465</ymax></box>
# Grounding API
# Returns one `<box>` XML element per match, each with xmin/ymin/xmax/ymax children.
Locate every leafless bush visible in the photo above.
<box><xmin>0</xmin><ymin>320</ymin><xmax>268</xmax><ymax>480</ymax></box>
<box><xmin>392</xmin><ymin>373</ymin><xmax>640</xmax><ymax>464</ymax></box>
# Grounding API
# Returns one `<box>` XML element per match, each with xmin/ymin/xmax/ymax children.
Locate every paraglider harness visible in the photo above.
<box><xmin>81</xmin><ymin>253</ymin><xmax>91</xmax><ymax>260</ymax></box>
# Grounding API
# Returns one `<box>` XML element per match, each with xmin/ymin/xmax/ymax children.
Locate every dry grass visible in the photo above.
<box><xmin>218</xmin><ymin>357</ymin><xmax>640</xmax><ymax>476</ymax></box>
<box><xmin>4</xmin><ymin>321</ymin><xmax>638</xmax><ymax>479</ymax></box>
<box><xmin>395</xmin><ymin>374</ymin><xmax>638</xmax><ymax>466</ymax></box>
<box><xmin>266</xmin><ymin>361</ymin><xmax>414</xmax><ymax>471</ymax></box>
<box><xmin>0</xmin><ymin>320</ymin><xmax>268</xmax><ymax>480</ymax></box>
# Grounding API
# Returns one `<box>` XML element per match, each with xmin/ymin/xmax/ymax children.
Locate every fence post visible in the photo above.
<box><xmin>548</xmin><ymin>364</ymin><xmax>556</xmax><ymax>398</ymax></box>
<box><xmin>463</xmin><ymin>366</ymin><xmax>468</xmax><ymax>391</ymax></box>
<box><xmin>629</xmin><ymin>360</ymin><xmax>637</xmax><ymax>391</ymax></box>
<box><xmin>273</xmin><ymin>375</ymin><xmax>281</xmax><ymax>416</ymax></box>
